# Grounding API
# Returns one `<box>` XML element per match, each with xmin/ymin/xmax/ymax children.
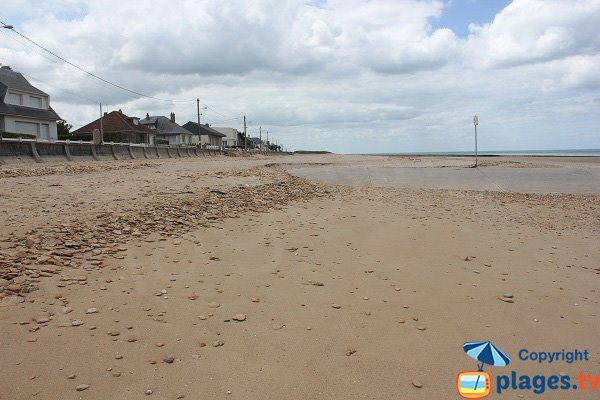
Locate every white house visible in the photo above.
<box><xmin>0</xmin><ymin>66</ymin><xmax>61</xmax><ymax>140</ymax></box>
<box><xmin>182</xmin><ymin>122</ymin><xmax>226</xmax><ymax>147</ymax></box>
<box><xmin>213</xmin><ymin>127</ymin><xmax>240</xmax><ymax>147</ymax></box>
<box><xmin>139</xmin><ymin>112</ymin><xmax>194</xmax><ymax>145</ymax></box>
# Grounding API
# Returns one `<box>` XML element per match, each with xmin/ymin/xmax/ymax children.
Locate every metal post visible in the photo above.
<box><xmin>243</xmin><ymin>116</ymin><xmax>247</xmax><ymax>150</ymax></box>
<box><xmin>99</xmin><ymin>103</ymin><xmax>104</xmax><ymax>143</ymax></box>
<box><xmin>473</xmin><ymin>115</ymin><xmax>479</xmax><ymax>167</ymax></box>
<box><xmin>259</xmin><ymin>126</ymin><xmax>262</xmax><ymax>153</ymax></box>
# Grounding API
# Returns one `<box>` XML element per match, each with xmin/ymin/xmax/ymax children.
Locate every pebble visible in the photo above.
<box><xmin>208</xmin><ymin>302</ymin><xmax>220</xmax><ymax>308</ymax></box>
<box><xmin>232</xmin><ymin>314</ymin><xmax>246</xmax><ymax>322</ymax></box>
<box><xmin>412</xmin><ymin>380</ymin><xmax>423</xmax><ymax>388</ymax></box>
<box><xmin>86</xmin><ymin>308</ymin><xmax>98</xmax><ymax>314</ymax></box>
<box><xmin>163</xmin><ymin>356</ymin><xmax>175</xmax><ymax>364</ymax></box>
<box><xmin>76</xmin><ymin>384</ymin><xmax>90</xmax><ymax>391</ymax></box>
<box><xmin>497</xmin><ymin>296</ymin><xmax>514</xmax><ymax>303</ymax></box>
<box><xmin>71</xmin><ymin>320</ymin><xmax>84</xmax><ymax>326</ymax></box>
<box><xmin>212</xmin><ymin>340</ymin><xmax>225</xmax><ymax>347</ymax></box>
<box><xmin>176</xmin><ymin>394</ymin><xmax>185</xmax><ymax>399</ymax></box>
<box><xmin>144</xmin><ymin>389</ymin><xmax>153</xmax><ymax>395</ymax></box>
<box><xmin>331</xmin><ymin>304</ymin><xmax>341</xmax><ymax>309</ymax></box>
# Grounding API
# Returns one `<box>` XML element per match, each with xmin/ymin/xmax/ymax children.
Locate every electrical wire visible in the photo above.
<box><xmin>1</xmin><ymin>18</ymin><xmax>195</xmax><ymax>103</ymax></box>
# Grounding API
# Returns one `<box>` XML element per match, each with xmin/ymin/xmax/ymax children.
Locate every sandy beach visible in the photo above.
<box><xmin>1</xmin><ymin>154</ymin><xmax>599</xmax><ymax>399</ymax></box>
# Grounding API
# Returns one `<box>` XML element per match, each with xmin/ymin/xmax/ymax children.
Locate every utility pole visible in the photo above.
<box><xmin>473</xmin><ymin>115</ymin><xmax>479</xmax><ymax>167</ymax></box>
<box><xmin>266</xmin><ymin>130</ymin><xmax>269</xmax><ymax>152</ymax></box>
<box><xmin>243</xmin><ymin>116</ymin><xmax>247</xmax><ymax>150</ymax></box>
<box><xmin>197</xmin><ymin>98</ymin><xmax>201</xmax><ymax>146</ymax></box>
<box><xmin>259</xmin><ymin>126</ymin><xmax>262</xmax><ymax>152</ymax></box>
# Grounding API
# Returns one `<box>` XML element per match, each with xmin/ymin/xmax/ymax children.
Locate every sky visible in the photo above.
<box><xmin>1</xmin><ymin>0</ymin><xmax>599</xmax><ymax>153</ymax></box>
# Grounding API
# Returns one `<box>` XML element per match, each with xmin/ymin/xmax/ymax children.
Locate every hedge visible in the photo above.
<box><xmin>1</xmin><ymin>132</ymin><xmax>37</xmax><ymax>139</ymax></box>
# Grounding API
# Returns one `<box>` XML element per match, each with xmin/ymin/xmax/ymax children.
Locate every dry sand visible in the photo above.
<box><xmin>1</xmin><ymin>154</ymin><xmax>599</xmax><ymax>399</ymax></box>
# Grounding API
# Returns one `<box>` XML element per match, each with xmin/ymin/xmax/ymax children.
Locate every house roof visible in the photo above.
<box><xmin>0</xmin><ymin>67</ymin><xmax>48</xmax><ymax>96</ymax></box>
<box><xmin>73</xmin><ymin>110</ymin><xmax>155</xmax><ymax>135</ymax></box>
<box><xmin>0</xmin><ymin>102</ymin><xmax>61</xmax><ymax>121</ymax></box>
<box><xmin>0</xmin><ymin>66</ymin><xmax>61</xmax><ymax>121</ymax></box>
<box><xmin>182</xmin><ymin>121</ymin><xmax>226</xmax><ymax>137</ymax></box>
<box><xmin>248</xmin><ymin>137</ymin><xmax>262</xmax><ymax>144</ymax></box>
<box><xmin>139</xmin><ymin>115</ymin><xmax>191</xmax><ymax>136</ymax></box>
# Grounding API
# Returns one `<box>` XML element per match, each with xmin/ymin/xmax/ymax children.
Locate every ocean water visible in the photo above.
<box><xmin>369</xmin><ymin>149</ymin><xmax>600</xmax><ymax>157</ymax></box>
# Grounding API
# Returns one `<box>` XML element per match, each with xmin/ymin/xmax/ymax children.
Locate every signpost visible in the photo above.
<box><xmin>473</xmin><ymin>115</ymin><xmax>478</xmax><ymax>167</ymax></box>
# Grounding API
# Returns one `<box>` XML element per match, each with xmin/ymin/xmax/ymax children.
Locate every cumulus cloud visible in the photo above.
<box><xmin>465</xmin><ymin>0</ymin><xmax>600</xmax><ymax>69</ymax></box>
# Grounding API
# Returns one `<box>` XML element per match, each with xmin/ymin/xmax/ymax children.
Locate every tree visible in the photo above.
<box><xmin>57</xmin><ymin>120</ymin><xmax>72</xmax><ymax>137</ymax></box>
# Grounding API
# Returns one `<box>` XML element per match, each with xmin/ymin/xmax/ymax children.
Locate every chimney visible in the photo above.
<box><xmin>118</xmin><ymin>109</ymin><xmax>122</xmax><ymax>114</ymax></box>
<box><xmin>146</xmin><ymin>113</ymin><xmax>149</xmax><ymax>118</ymax></box>
<box><xmin>170</xmin><ymin>112</ymin><xmax>175</xmax><ymax>123</ymax></box>
<box><xmin>104</xmin><ymin>112</ymin><xmax>108</xmax><ymax>116</ymax></box>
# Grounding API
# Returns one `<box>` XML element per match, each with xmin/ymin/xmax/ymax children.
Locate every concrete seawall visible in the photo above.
<box><xmin>0</xmin><ymin>141</ymin><xmax>224</xmax><ymax>164</ymax></box>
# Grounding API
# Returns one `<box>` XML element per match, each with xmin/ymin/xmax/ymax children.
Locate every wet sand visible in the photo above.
<box><xmin>1</xmin><ymin>154</ymin><xmax>599</xmax><ymax>399</ymax></box>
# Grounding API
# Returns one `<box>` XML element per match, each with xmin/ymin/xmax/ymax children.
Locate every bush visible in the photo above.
<box><xmin>1</xmin><ymin>131</ymin><xmax>37</xmax><ymax>139</ymax></box>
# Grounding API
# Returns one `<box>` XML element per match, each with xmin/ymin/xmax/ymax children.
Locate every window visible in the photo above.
<box><xmin>7</xmin><ymin>92</ymin><xmax>23</xmax><ymax>105</ymax></box>
<box><xmin>29</xmin><ymin>96</ymin><xmax>43</xmax><ymax>108</ymax></box>
<box><xmin>40</xmin><ymin>124</ymin><xmax>50</xmax><ymax>140</ymax></box>
<box><xmin>15</xmin><ymin>121</ymin><xmax>39</xmax><ymax>136</ymax></box>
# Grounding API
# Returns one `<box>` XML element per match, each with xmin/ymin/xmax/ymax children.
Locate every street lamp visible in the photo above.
<box><xmin>473</xmin><ymin>115</ymin><xmax>479</xmax><ymax>167</ymax></box>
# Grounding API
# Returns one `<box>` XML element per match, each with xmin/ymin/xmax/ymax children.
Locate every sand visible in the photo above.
<box><xmin>1</xmin><ymin>154</ymin><xmax>599</xmax><ymax>399</ymax></box>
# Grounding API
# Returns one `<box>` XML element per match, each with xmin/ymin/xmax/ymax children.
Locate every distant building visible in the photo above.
<box><xmin>247</xmin><ymin>137</ymin><xmax>262</xmax><ymax>149</ymax></box>
<box><xmin>139</xmin><ymin>112</ymin><xmax>193</xmax><ymax>145</ymax></box>
<box><xmin>212</xmin><ymin>127</ymin><xmax>244</xmax><ymax>147</ymax></box>
<box><xmin>182</xmin><ymin>122</ymin><xmax>226</xmax><ymax>147</ymax></box>
<box><xmin>0</xmin><ymin>65</ymin><xmax>61</xmax><ymax>140</ymax></box>
<box><xmin>72</xmin><ymin>110</ymin><xmax>155</xmax><ymax>143</ymax></box>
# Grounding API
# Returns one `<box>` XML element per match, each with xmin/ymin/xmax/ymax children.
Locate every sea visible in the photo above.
<box><xmin>368</xmin><ymin>149</ymin><xmax>600</xmax><ymax>157</ymax></box>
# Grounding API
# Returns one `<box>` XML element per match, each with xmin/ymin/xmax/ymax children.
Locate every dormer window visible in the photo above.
<box><xmin>7</xmin><ymin>91</ymin><xmax>23</xmax><ymax>105</ymax></box>
<box><xmin>29</xmin><ymin>95</ymin><xmax>43</xmax><ymax>108</ymax></box>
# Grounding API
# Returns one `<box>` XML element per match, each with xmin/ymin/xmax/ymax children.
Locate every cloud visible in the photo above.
<box><xmin>1</xmin><ymin>0</ymin><xmax>599</xmax><ymax>152</ymax></box>
<box><xmin>465</xmin><ymin>0</ymin><xmax>600</xmax><ymax>68</ymax></box>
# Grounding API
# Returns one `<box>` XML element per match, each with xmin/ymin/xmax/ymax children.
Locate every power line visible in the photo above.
<box><xmin>21</xmin><ymin>72</ymin><xmax>100</xmax><ymax>104</ymax></box>
<box><xmin>1</xmin><ymin>18</ymin><xmax>194</xmax><ymax>104</ymax></box>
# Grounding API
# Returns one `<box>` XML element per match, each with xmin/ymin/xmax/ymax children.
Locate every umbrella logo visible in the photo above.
<box><xmin>457</xmin><ymin>341</ymin><xmax>511</xmax><ymax>399</ymax></box>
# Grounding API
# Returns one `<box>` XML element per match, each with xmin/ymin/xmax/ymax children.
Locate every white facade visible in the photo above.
<box><xmin>167</xmin><ymin>134</ymin><xmax>193</xmax><ymax>145</ymax></box>
<box><xmin>213</xmin><ymin>127</ymin><xmax>238</xmax><ymax>147</ymax></box>
<box><xmin>1</xmin><ymin>88</ymin><xmax>58</xmax><ymax>140</ymax></box>
<box><xmin>200</xmin><ymin>134</ymin><xmax>223</xmax><ymax>147</ymax></box>
<box><xmin>3</xmin><ymin>115</ymin><xmax>58</xmax><ymax>140</ymax></box>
